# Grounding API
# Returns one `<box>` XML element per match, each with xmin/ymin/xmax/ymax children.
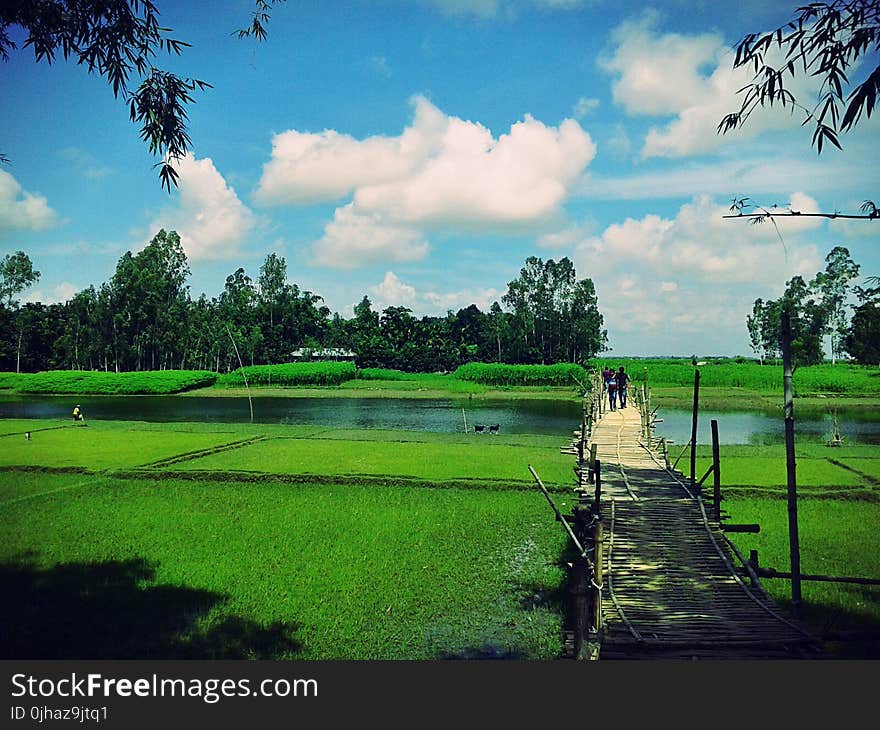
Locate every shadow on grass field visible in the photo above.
<box><xmin>769</xmin><ymin>585</ymin><xmax>880</xmax><ymax>659</ymax></box>
<box><xmin>0</xmin><ymin>554</ymin><xmax>302</xmax><ymax>659</ymax></box>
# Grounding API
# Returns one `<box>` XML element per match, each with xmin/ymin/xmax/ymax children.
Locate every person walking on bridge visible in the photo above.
<box><xmin>607</xmin><ymin>370</ymin><xmax>618</xmax><ymax>411</ymax></box>
<box><xmin>617</xmin><ymin>366</ymin><xmax>630</xmax><ymax>408</ymax></box>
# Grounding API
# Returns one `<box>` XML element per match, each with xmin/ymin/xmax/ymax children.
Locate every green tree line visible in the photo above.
<box><xmin>0</xmin><ymin>232</ymin><xmax>607</xmax><ymax>373</ymax></box>
<box><xmin>746</xmin><ymin>246</ymin><xmax>878</xmax><ymax>366</ymax></box>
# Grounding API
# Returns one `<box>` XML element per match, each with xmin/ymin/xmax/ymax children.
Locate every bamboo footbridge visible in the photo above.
<box><xmin>536</xmin><ymin>380</ymin><xmax>825</xmax><ymax>660</ymax></box>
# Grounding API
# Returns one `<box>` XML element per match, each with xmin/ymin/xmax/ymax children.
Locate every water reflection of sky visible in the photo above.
<box><xmin>654</xmin><ymin>408</ymin><xmax>880</xmax><ymax>445</ymax></box>
<box><xmin>0</xmin><ymin>396</ymin><xmax>583</xmax><ymax>437</ymax></box>
<box><xmin>1</xmin><ymin>396</ymin><xmax>877</xmax><ymax>443</ymax></box>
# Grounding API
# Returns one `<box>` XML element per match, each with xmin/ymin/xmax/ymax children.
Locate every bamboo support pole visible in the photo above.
<box><xmin>753</xmin><ymin>568</ymin><xmax>880</xmax><ymax>586</ymax></box>
<box><xmin>781</xmin><ymin>312</ymin><xmax>802</xmax><ymax>616</ymax></box>
<box><xmin>593</xmin><ymin>520</ymin><xmax>604</xmax><ymax>635</ymax></box>
<box><xmin>671</xmin><ymin>439</ymin><xmax>691</xmax><ymax>471</ymax></box>
<box><xmin>690</xmin><ymin>369</ymin><xmax>700</xmax><ymax>491</ymax></box>
<box><xmin>711</xmin><ymin>419</ymin><xmax>721</xmax><ymax>522</ymax></box>
<box><xmin>529</xmin><ymin>464</ymin><xmax>590</xmax><ymax>563</ymax></box>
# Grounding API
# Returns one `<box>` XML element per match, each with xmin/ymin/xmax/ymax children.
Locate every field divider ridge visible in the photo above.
<box><xmin>136</xmin><ymin>435</ymin><xmax>269</xmax><ymax>469</ymax></box>
<box><xmin>109</xmin><ymin>468</ymin><xmax>571</xmax><ymax>492</ymax></box>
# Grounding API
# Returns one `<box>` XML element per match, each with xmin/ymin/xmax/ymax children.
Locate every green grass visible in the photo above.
<box><xmin>0</xmin><ymin>421</ymin><xmax>573</xmax><ymax>489</ymax></box>
<box><xmin>0</xmin><ymin>425</ymin><xmax>249</xmax><ymax>470</ymax></box>
<box><xmin>4</xmin><ymin>399</ymin><xmax>877</xmax><ymax>659</ymax></box>
<box><xmin>170</xmin><ymin>435</ymin><xmax>573</xmax><ymax>488</ymax></box>
<box><xmin>0</xmin><ymin>370</ymin><xmax>218</xmax><ymax>395</ymax></box>
<box><xmin>0</xmin><ymin>417</ymin><xmax>572</xmax><ymax>658</ymax></box>
<box><xmin>686</xmin><ymin>444</ymin><xmax>880</xmax><ymax>494</ymax></box>
<box><xmin>346</xmin><ymin>371</ymin><xmax>484</xmax><ymax>393</ymax></box>
<box><xmin>454</xmin><ymin>362</ymin><xmax>589</xmax><ymax>387</ymax></box>
<box><xmin>1</xmin><ymin>475</ymin><xmax>566</xmax><ymax>659</ymax></box>
<box><xmin>590</xmin><ymin>358</ymin><xmax>880</xmax><ymax>396</ymax></box>
<box><xmin>217</xmin><ymin>361</ymin><xmax>356</xmax><ymax>387</ymax></box>
<box><xmin>724</xmin><ymin>498</ymin><xmax>880</xmax><ymax>656</ymax></box>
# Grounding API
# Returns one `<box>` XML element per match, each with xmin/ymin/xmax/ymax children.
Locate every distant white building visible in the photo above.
<box><xmin>290</xmin><ymin>348</ymin><xmax>356</xmax><ymax>361</ymax></box>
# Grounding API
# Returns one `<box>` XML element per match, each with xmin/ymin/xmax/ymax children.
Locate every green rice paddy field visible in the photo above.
<box><xmin>1</xmin><ymin>418</ymin><xmax>878</xmax><ymax>659</ymax></box>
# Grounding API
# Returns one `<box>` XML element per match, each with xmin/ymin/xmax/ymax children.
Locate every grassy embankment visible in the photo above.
<box><xmin>0</xmin><ymin>362</ymin><xmax>589</xmax><ymax>401</ymax></box>
<box><xmin>0</xmin><ymin>370</ymin><xmax>217</xmax><ymax>395</ymax></box>
<box><xmin>589</xmin><ymin>358</ymin><xmax>880</xmax><ymax>410</ymax></box>
<box><xmin>2</xmin><ymin>360</ymin><xmax>878</xmax><ymax>407</ymax></box>
<box><xmin>0</xmin><ymin>419</ymin><xmax>572</xmax><ymax>659</ymax></box>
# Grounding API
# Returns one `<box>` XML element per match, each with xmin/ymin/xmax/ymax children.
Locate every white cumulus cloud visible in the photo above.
<box><xmin>365</xmin><ymin>270</ymin><xmax>503</xmax><ymax>315</ymax></box>
<box><xmin>259</xmin><ymin>96</ymin><xmax>595</xmax><ymax>226</ymax></box>
<box><xmin>149</xmin><ymin>154</ymin><xmax>255</xmax><ymax>261</ymax></box>
<box><xmin>566</xmin><ymin>193</ymin><xmax>828</xmax><ymax>353</ymax></box>
<box><xmin>311</xmin><ymin>205</ymin><xmax>429</xmax><ymax>269</ymax></box>
<box><xmin>0</xmin><ymin>170</ymin><xmax>58</xmax><ymax>233</ymax></box>
<box><xmin>369</xmin><ymin>271</ymin><xmax>417</xmax><ymax>308</ymax></box>
<box><xmin>261</xmin><ymin>96</ymin><xmax>596</xmax><ymax>268</ymax></box>
<box><xmin>255</xmin><ymin>98</ymin><xmax>447</xmax><ymax>206</ymax></box>
<box><xmin>422</xmin><ymin>286</ymin><xmax>503</xmax><ymax>314</ymax></box>
<box><xmin>354</xmin><ymin>111</ymin><xmax>594</xmax><ymax>227</ymax></box>
<box><xmin>574</xmin><ymin>192</ymin><xmax>823</xmax><ymax>284</ymax></box>
<box><xmin>601</xmin><ymin>11</ymin><xmax>824</xmax><ymax>157</ymax></box>
<box><xmin>23</xmin><ymin>282</ymin><xmax>79</xmax><ymax>305</ymax></box>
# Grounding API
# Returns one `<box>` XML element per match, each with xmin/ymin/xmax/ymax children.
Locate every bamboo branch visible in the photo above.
<box><xmin>723</xmin><ymin>212</ymin><xmax>878</xmax><ymax>220</ymax></box>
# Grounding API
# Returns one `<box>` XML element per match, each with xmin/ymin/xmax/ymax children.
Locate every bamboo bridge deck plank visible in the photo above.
<box><xmin>584</xmin><ymin>401</ymin><xmax>822</xmax><ymax>660</ymax></box>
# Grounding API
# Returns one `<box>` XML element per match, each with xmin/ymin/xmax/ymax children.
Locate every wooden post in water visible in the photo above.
<box><xmin>594</xmin><ymin>459</ymin><xmax>602</xmax><ymax>519</ymax></box>
<box><xmin>690</xmin><ymin>369</ymin><xmax>700</xmax><ymax>491</ymax></box>
<box><xmin>711</xmin><ymin>419</ymin><xmax>721</xmax><ymax>522</ymax></box>
<box><xmin>781</xmin><ymin>312</ymin><xmax>802</xmax><ymax>616</ymax></box>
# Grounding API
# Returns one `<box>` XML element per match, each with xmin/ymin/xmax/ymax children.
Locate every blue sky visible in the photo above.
<box><xmin>2</xmin><ymin>0</ymin><xmax>878</xmax><ymax>356</ymax></box>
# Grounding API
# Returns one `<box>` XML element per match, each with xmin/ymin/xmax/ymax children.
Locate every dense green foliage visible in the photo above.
<box><xmin>455</xmin><ymin>362</ymin><xmax>589</xmax><ymax>387</ymax></box>
<box><xmin>747</xmin><ymin>247</ymin><xmax>866</xmax><ymax>367</ymax></box>
<box><xmin>1</xmin><ymin>246</ymin><xmax>606</xmax><ymax>377</ymax></box>
<box><xmin>0</xmin><ymin>369</ymin><xmax>217</xmax><ymax>395</ymax></box>
<box><xmin>217</xmin><ymin>361</ymin><xmax>356</xmax><ymax>387</ymax></box>
<box><xmin>846</xmin><ymin>280</ymin><xmax>880</xmax><ymax>365</ymax></box>
<box><xmin>356</xmin><ymin>368</ymin><xmax>416</xmax><ymax>381</ymax></box>
<box><xmin>0</xmin><ymin>251</ymin><xmax>40</xmax><ymax>307</ymax></box>
<box><xmin>501</xmin><ymin>256</ymin><xmax>606</xmax><ymax>364</ymax></box>
<box><xmin>348</xmin><ymin>369</ymin><xmax>485</xmax><ymax>394</ymax></box>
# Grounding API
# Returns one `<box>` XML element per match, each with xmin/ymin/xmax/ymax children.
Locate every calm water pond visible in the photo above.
<box><xmin>1</xmin><ymin>395</ymin><xmax>878</xmax><ymax>443</ymax></box>
<box><xmin>0</xmin><ymin>395</ymin><xmax>583</xmax><ymax>437</ymax></box>
<box><xmin>653</xmin><ymin>407</ymin><xmax>880</xmax><ymax>446</ymax></box>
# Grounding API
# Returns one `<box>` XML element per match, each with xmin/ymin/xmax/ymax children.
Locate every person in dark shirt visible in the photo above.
<box><xmin>617</xmin><ymin>367</ymin><xmax>630</xmax><ymax>408</ymax></box>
